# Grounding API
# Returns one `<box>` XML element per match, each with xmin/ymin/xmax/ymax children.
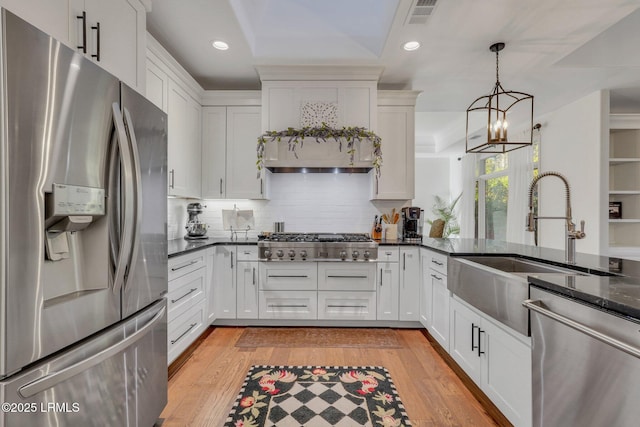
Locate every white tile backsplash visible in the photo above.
<box><xmin>167</xmin><ymin>173</ymin><xmax>410</xmax><ymax>240</ymax></box>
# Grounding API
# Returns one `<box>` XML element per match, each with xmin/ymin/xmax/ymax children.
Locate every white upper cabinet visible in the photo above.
<box><xmin>1</xmin><ymin>0</ymin><xmax>146</xmax><ymax>91</ymax></box>
<box><xmin>201</xmin><ymin>92</ymin><xmax>266</xmax><ymax>200</ymax></box>
<box><xmin>0</xmin><ymin>0</ymin><xmax>73</xmax><ymax>45</ymax></box>
<box><xmin>147</xmin><ymin>35</ymin><xmax>203</xmax><ymax>199</ymax></box>
<box><xmin>167</xmin><ymin>80</ymin><xmax>201</xmax><ymax>198</ymax></box>
<box><xmin>371</xmin><ymin>91</ymin><xmax>420</xmax><ymax>200</ymax></box>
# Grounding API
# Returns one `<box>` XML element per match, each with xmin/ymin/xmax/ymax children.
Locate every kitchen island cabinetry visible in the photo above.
<box><xmin>371</xmin><ymin>91</ymin><xmax>420</xmax><ymax>200</ymax></box>
<box><xmin>399</xmin><ymin>248</ymin><xmax>420</xmax><ymax>321</ymax></box>
<box><xmin>167</xmin><ymin>251</ymin><xmax>207</xmax><ymax>364</ymax></box>
<box><xmin>213</xmin><ymin>245</ymin><xmax>236</xmax><ymax>319</ymax></box>
<box><xmin>450</xmin><ymin>296</ymin><xmax>532</xmax><ymax>427</ymax></box>
<box><xmin>201</xmin><ymin>103</ymin><xmax>266</xmax><ymax>199</ymax></box>
<box><xmin>377</xmin><ymin>248</ymin><xmax>400</xmax><ymax>320</ymax></box>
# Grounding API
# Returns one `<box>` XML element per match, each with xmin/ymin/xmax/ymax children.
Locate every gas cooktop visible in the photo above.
<box><xmin>258</xmin><ymin>233</ymin><xmax>378</xmax><ymax>261</ymax></box>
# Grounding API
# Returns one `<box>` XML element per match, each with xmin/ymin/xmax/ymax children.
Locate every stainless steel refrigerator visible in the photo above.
<box><xmin>0</xmin><ymin>9</ymin><xmax>168</xmax><ymax>426</ymax></box>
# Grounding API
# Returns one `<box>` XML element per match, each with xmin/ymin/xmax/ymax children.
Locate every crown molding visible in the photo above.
<box><xmin>256</xmin><ymin>65</ymin><xmax>384</xmax><ymax>82</ymax></box>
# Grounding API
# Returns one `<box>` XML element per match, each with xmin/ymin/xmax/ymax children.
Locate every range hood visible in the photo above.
<box><xmin>258</xmin><ymin>65</ymin><xmax>382</xmax><ymax>174</ymax></box>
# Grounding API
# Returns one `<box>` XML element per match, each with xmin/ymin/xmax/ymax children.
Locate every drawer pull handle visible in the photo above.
<box><xmin>430</xmin><ymin>274</ymin><xmax>442</xmax><ymax>281</ymax></box>
<box><xmin>268</xmin><ymin>275</ymin><xmax>309</xmax><ymax>278</ymax></box>
<box><xmin>432</xmin><ymin>259</ymin><xmax>444</xmax><ymax>266</ymax></box>
<box><xmin>268</xmin><ymin>304</ymin><xmax>307</xmax><ymax>308</ymax></box>
<box><xmin>327</xmin><ymin>275</ymin><xmax>368</xmax><ymax>279</ymax></box>
<box><xmin>171</xmin><ymin>288</ymin><xmax>198</xmax><ymax>304</ymax></box>
<box><xmin>170</xmin><ymin>323</ymin><xmax>197</xmax><ymax>345</ymax></box>
<box><xmin>327</xmin><ymin>305</ymin><xmax>367</xmax><ymax>308</ymax></box>
<box><xmin>171</xmin><ymin>260</ymin><xmax>198</xmax><ymax>271</ymax></box>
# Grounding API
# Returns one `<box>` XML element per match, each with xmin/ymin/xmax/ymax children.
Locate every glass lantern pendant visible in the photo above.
<box><xmin>466</xmin><ymin>42</ymin><xmax>534</xmax><ymax>153</ymax></box>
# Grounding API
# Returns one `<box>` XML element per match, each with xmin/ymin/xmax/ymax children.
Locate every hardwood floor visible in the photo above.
<box><xmin>159</xmin><ymin>327</ymin><xmax>501</xmax><ymax>427</ymax></box>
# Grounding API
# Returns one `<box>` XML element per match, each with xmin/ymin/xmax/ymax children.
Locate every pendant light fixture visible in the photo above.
<box><xmin>466</xmin><ymin>42</ymin><xmax>534</xmax><ymax>153</ymax></box>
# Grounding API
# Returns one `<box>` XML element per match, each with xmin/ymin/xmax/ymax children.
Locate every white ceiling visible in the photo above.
<box><xmin>147</xmin><ymin>0</ymin><xmax>640</xmax><ymax>155</ymax></box>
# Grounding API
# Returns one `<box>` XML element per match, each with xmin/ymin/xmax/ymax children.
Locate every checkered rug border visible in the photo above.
<box><xmin>225</xmin><ymin>365</ymin><xmax>411</xmax><ymax>426</ymax></box>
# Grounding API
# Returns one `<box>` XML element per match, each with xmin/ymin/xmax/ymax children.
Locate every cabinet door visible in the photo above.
<box><xmin>399</xmin><ymin>248</ymin><xmax>420</xmax><ymax>321</ymax></box>
<box><xmin>83</xmin><ymin>0</ymin><xmax>145</xmax><ymax>90</ymax></box>
<box><xmin>213</xmin><ymin>246</ymin><xmax>236</xmax><ymax>319</ymax></box>
<box><xmin>201</xmin><ymin>106</ymin><xmax>227</xmax><ymax>199</ymax></box>
<box><xmin>449</xmin><ymin>298</ymin><xmax>483</xmax><ymax>384</ymax></box>
<box><xmin>237</xmin><ymin>261</ymin><xmax>259</xmax><ymax>319</ymax></box>
<box><xmin>146</xmin><ymin>59</ymin><xmax>168</xmax><ymax>112</ymax></box>
<box><xmin>1</xmin><ymin>0</ymin><xmax>72</xmax><ymax>46</ymax></box>
<box><xmin>419</xmin><ymin>249</ymin><xmax>432</xmax><ymax>328</ymax></box>
<box><xmin>372</xmin><ymin>106</ymin><xmax>415</xmax><ymax>200</ymax></box>
<box><xmin>167</xmin><ymin>79</ymin><xmax>201</xmax><ymax>198</ymax></box>
<box><xmin>376</xmin><ymin>262</ymin><xmax>399</xmax><ymax>321</ymax></box>
<box><xmin>206</xmin><ymin>248</ymin><xmax>216</xmax><ymax>323</ymax></box>
<box><xmin>429</xmin><ymin>269</ymin><xmax>450</xmax><ymax>351</ymax></box>
<box><xmin>482</xmin><ymin>318</ymin><xmax>532</xmax><ymax>427</ymax></box>
<box><xmin>226</xmin><ymin>106</ymin><xmax>264</xmax><ymax>199</ymax></box>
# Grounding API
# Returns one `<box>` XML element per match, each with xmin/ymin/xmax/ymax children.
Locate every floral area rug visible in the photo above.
<box><xmin>224</xmin><ymin>365</ymin><xmax>411</xmax><ymax>427</ymax></box>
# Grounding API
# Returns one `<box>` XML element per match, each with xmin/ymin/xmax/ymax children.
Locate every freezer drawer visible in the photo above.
<box><xmin>0</xmin><ymin>300</ymin><xmax>167</xmax><ymax>427</ymax></box>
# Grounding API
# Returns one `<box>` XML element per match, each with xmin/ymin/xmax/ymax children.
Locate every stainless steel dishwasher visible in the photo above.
<box><xmin>524</xmin><ymin>287</ymin><xmax>640</xmax><ymax>427</ymax></box>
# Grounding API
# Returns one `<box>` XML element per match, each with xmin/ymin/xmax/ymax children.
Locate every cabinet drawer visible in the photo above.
<box><xmin>259</xmin><ymin>263</ymin><xmax>318</xmax><ymax>291</ymax></box>
<box><xmin>259</xmin><ymin>291</ymin><xmax>317</xmax><ymax>319</ymax></box>
<box><xmin>168</xmin><ymin>300</ymin><xmax>206</xmax><ymax>364</ymax></box>
<box><xmin>318</xmin><ymin>262</ymin><xmax>376</xmax><ymax>291</ymax></box>
<box><xmin>318</xmin><ymin>291</ymin><xmax>376</xmax><ymax>320</ymax></box>
<box><xmin>430</xmin><ymin>252</ymin><xmax>448</xmax><ymax>275</ymax></box>
<box><xmin>168</xmin><ymin>251</ymin><xmax>206</xmax><ymax>281</ymax></box>
<box><xmin>378</xmin><ymin>247</ymin><xmax>399</xmax><ymax>263</ymax></box>
<box><xmin>167</xmin><ymin>268</ymin><xmax>206</xmax><ymax>322</ymax></box>
<box><xmin>237</xmin><ymin>246</ymin><xmax>259</xmax><ymax>261</ymax></box>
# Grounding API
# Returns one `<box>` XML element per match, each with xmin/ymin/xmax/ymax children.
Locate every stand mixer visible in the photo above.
<box><xmin>184</xmin><ymin>203</ymin><xmax>208</xmax><ymax>240</ymax></box>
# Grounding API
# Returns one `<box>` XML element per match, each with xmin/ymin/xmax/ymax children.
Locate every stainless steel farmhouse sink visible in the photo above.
<box><xmin>447</xmin><ymin>256</ymin><xmax>588</xmax><ymax>336</ymax></box>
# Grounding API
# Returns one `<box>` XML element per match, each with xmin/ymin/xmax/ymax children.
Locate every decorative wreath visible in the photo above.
<box><xmin>256</xmin><ymin>124</ymin><xmax>382</xmax><ymax>178</ymax></box>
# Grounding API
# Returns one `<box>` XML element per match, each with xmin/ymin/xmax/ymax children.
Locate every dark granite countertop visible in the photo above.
<box><xmin>168</xmin><ymin>236</ymin><xmax>640</xmax><ymax>320</ymax></box>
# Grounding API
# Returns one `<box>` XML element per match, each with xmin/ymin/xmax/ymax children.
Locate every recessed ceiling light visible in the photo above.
<box><xmin>212</xmin><ymin>40</ymin><xmax>229</xmax><ymax>51</ymax></box>
<box><xmin>403</xmin><ymin>41</ymin><xmax>421</xmax><ymax>51</ymax></box>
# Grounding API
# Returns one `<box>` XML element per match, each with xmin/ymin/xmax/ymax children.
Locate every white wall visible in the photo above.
<box><xmin>413</xmin><ymin>156</ymin><xmax>452</xmax><ymax>223</ymax></box>
<box><xmin>536</xmin><ymin>90</ymin><xmax>608</xmax><ymax>254</ymax></box>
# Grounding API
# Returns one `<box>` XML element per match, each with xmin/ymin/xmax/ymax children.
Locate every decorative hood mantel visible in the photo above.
<box><xmin>257</xmin><ymin>66</ymin><xmax>383</xmax><ymax>172</ymax></box>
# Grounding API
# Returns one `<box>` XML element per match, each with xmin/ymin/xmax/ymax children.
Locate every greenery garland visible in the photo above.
<box><xmin>256</xmin><ymin>124</ymin><xmax>382</xmax><ymax>178</ymax></box>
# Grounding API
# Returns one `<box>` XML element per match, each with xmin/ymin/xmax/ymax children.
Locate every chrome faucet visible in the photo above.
<box><xmin>526</xmin><ymin>171</ymin><xmax>585</xmax><ymax>264</ymax></box>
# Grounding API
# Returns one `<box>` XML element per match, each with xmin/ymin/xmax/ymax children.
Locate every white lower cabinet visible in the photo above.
<box><xmin>259</xmin><ymin>291</ymin><xmax>317</xmax><ymax>319</ymax></box>
<box><xmin>399</xmin><ymin>248</ymin><xmax>420</xmax><ymax>321</ymax></box>
<box><xmin>167</xmin><ymin>251</ymin><xmax>207</xmax><ymax>364</ymax></box>
<box><xmin>214</xmin><ymin>245</ymin><xmax>236</xmax><ymax>319</ymax></box>
<box><xmin>318</xmin><ymin>291</ymin><xmax>376</xmax><ymax>320</ymax></box>
<box><xmin>450</xmin><ymin>297</ymin><xmax>532</xmax><ymax>427</ymax></box>
<box><xmin>376</xmin><ymin>248</ymin><xmax>399</xmax><ymax>320</ymax></box>
<box><xmin>237</xmin><ymin>247</ymin><xmax>259</xmax><ymax>319</ymax></box>
<box><xmin>429</xmin><ymin>266</ymin><xmax>450</xmax><ymax>351</ymax></box>
<box><xmin>419</xmin><ymin>248</ymin><xmax>432</xmax><ymax>328</ymax></box>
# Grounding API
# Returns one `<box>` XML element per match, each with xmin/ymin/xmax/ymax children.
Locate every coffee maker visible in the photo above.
<box><xmin>402</xmin><ymin>207</ymin><xmax>423</xmax><ymax>242</ymax></box>
<box><xmin>185</xmin><ymin>203</ymin><xmax>208</xmax><ymax>240</ymax></box>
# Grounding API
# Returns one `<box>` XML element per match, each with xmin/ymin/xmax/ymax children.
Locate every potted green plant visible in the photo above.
<box><xmin>427</xmin><ymin>193</ymin><xmax>461</xmax><ymax>238</ymax></box>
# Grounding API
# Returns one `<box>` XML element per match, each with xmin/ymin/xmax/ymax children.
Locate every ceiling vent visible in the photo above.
<box><xmin>406</xmin><ymin>0</ymin><xmax>438</xmax><ymax>25</ymax></box>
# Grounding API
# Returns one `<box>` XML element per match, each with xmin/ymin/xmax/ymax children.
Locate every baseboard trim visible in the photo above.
<box><xmin>420</xmin><ymin>329</ymin><xmax>513</xmax><ymax>427</ymax></box>
<box><xmin>168</xmin><ymin>327</ymin><xmax>214</xmax><ymax>380</ymax></box>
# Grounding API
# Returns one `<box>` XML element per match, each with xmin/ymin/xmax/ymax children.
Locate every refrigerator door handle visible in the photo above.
<box><xmin>111</xmin><ymin>103</ymin><xmax>135</xmax><ymax>295</ymax></box>
<box><xmin>18</xmin><ymin>305</ymin><xmax>165</xmax><ymax>398</ymax></box>
<box><xmin>122</xmin><ymin>107</ymin><xmax>143</xmax><ymax>291</ymax></box>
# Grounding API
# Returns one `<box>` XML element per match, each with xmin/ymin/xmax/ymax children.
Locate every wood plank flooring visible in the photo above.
<box><xmin>159</xmin><ymin>327</ymin><xmax>501</xmax><ymax>427</ymax></box>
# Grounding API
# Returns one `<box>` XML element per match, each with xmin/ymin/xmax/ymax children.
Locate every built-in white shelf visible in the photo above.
<box><xmin>609</xmin><ymin>190</ymin><xmax>640</xmax><ymax>195</ymax></box>
<box><xmin>610</xmin><ymin>158</ymin><xmax>640</xmax><ymax>165</ymax></box>
<box><xmin>609</xmin><ymin>219</ymin><xmax>640</xmax><ymax>223</ymax></box>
